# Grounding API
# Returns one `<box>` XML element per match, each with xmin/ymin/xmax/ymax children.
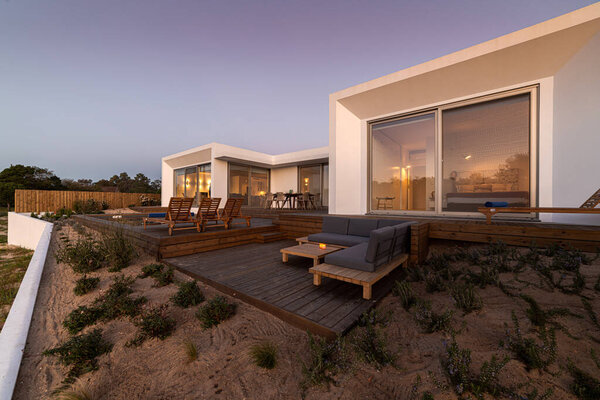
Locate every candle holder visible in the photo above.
<box><xmin>319</xmin><ymin>243</ymin><xmax>327</xmax><ymax>250</ymax></box>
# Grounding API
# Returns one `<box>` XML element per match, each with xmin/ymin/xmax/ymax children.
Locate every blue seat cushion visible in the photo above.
<box><xmin>324</xmin><ymin>243</ymin><xmax>375</xmax><ymax>272</ymax></box>
<box><xmin>348</xmin><ymin>218</ymin><xmax>379</xmax><ymax>237</ymax></box>
<box><xmin>365</xmin><ymin>226</ymin><xmax>396</xmax><ymax>266</ymax></box>
<box><xmin>148</xmin><ymin>212</ymin><xmax>194</xmax><ymax>218</ymax></box>
<box><xmin>321</xmin><ymin>216</ymin><xmax>349</xmax><ymax>235</ymax></box>
<box><xmin>307</xmin><ymin>233</ymin><xmax>369</xmax><ymax>247</ymax></box>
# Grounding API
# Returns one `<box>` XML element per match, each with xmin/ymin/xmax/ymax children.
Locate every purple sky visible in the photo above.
<box><xmin>0</xmin><ymin>0</ymin><xmax>595</xmax><ymax>181</ymax></box>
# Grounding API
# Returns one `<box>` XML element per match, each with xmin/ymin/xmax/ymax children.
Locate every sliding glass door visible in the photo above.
<box><xmin>228</xmin><ymin>164</ymin><xmax>270</xmax><ymax>207</ymax></box>
<box><xmin>369</xmin><ymin>87</ymin><xmax>535</xmax><ymax>216</ymax></box>
<box><xmin>174</xmin><ymin>164</ymin><xmax>211</xmax><ymax>205</ymax></box>
<box><xmin>442</xmin><ymin>94</ymin><xmax>530</xmax><ymax>212</ymax></box>
<box><xmin>298</xmin><ymin>164</ymin><xmax>328</xmax><ymax>208</ymax></box>
<box><xmin>371</xmin><ymin>113</ymin><xmax>436</xmax><ymax>211</ymax></box>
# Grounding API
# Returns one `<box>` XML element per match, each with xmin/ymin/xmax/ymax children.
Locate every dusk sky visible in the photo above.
<box><xmin>0</xmin><ymin>0</ymin><xmax>595</xmax><ymax>181</ymax></box>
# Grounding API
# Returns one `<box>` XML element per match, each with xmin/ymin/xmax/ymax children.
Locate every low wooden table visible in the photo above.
<box><xmin>295</xmin><ymin>236</ymin><xmax>347</xmax><ymax>249</ymax></box>
<box><xmin>280</xmin><ymin>243</ymin><xmax>341</xmax><ymax>267</ymax></box>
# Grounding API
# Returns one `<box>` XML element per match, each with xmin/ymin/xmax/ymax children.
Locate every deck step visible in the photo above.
<box><xmin>256</xmin><ymin>231</ymin><xmax>285</xmax><ymax>243</ymax></box>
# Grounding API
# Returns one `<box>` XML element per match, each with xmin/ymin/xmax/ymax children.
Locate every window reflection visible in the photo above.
<box><xmin>371</xmin><ymin>113</ymin><xmax>436</xmax><ymax>211</ymax></box>
<box><xmin>442</xmin><ymin>94</ymin><xmax>530</xmax><ymax>212</ymax></box>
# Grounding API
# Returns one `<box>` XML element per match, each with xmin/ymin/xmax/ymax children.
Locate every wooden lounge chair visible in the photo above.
<box><xmin>219</xmin><ymin>198</ymin><xmax>251</xmax><ymax>228</ymax></box>
<box><xmin>143</xmin><ymin>197</ymin><xmax>194</xmax><ymax>235</ymax></box>
<box><xmin>195</xmin><ymin>197</ymin><xmax>222</xmax><ymax>232</ymax></box>
<box><xmin>478</xmin><ymin>188</ymin><xmax>600</xmax><ymax>224</ymax></box>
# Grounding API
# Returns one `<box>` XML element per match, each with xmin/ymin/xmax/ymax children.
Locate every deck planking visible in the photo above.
<box><xmin>164</xmin><ymin>240</ymin><xmax>399</xmax><ymax>338</ymax></box>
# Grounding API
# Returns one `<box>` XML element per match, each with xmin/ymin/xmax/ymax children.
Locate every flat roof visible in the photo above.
<box><xmin>163</xmin><ymin>142</ymin><xmax>329</xmax><ymax>169</ymax></box>
<box><xmin>331</xmin><ymin>2</ymin><xmax>600</xmax><ymax>105</ymax></box>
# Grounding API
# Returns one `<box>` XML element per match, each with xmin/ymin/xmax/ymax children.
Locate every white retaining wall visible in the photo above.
<box><xmin>0</xmin><ymin>213</ymin><xmax>53</xmax><ymax>399</ymax></box>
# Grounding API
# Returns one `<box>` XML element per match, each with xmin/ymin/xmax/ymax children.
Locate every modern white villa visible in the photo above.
<box><xmin>161</xmin><ymin>142</ymin><xmax>329</xmax><ymax>208</ymax></box>
<box><xmin>163</xmin><ymin>3</ymin><xmax>600</xmax><ymax>225</ymax></box>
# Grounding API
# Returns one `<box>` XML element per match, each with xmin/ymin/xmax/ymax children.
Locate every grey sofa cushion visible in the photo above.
<box><xmin>365</xmin><ymin>226</ymin><xmax>396</xmax><ymax>267</ymax></box>
<box><xmin>376</xmin><ymin>219</ymin><xmax>405</xmax><ymax>228</ymax></box>
<box><xmin>348</xmin><ymin>218</ymin><xmax>379</xmax><ymax>237</ymax></box>
<box><xmin>391</xmin><ymin>222</ymin><xmax>415</xmax><ymax>257</ymax></box>
<box><xmin>321</xmin><ymin>216</ymin><xmax>349</xmax><ymax>235</ymax></box>
<box><xmin>324</xmin><ymin>243</ymin><xmax>375</xmax><ymax>272</ymax></box>
<box><xmin>307</xmin><ymin>232</ymin><xmax>369</xmax><ymax>247</ymax></box>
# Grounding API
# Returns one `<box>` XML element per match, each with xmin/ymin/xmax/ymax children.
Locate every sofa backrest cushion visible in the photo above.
<box><xmin>348</xmin><ymin>218</ymin><xmax>379</xmax><ymax>237</ymax></box>
<box><xmin>377</xmin><ymin>219</ymin><xmax>404</xmax><ymax>229</ymax></box>
<box><xmin>365</xmin><ymin>226</ymin><xmax>396</xmax><ymax>267</ymax></box>
<box><xmin>392</xmin><ymin>222</ymin><xmax>415</xmax><ymax>257</ymax></box>
<box><xmin>321</xmin><ymin>216</ymin><xmax>349</xmax><ymax>235</ymax></box>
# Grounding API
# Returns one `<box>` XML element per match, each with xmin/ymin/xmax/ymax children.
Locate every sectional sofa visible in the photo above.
<box><xmin>307</xmin><ymin>216</ymin><xmax>415</xmax><ymax>272</ymax></box>
<box><xmin>306</xmin><ymin>216</ymin><xmax>415</xmax><ymax>299</ymax></box>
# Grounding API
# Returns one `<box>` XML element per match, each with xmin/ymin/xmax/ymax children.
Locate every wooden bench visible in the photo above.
<box><xmin>309</xmin><ymin>253</ymin><xmax>408</xmax><ymax>300</ymax></box>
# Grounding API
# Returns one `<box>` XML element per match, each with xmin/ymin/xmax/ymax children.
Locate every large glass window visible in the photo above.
<box><xmin>369</xmin><ymin>89</ymin><xmax>534</xmax><ymax>216</ymax></box>
<box><xmin>174</xmin><ymin>163</ymin><xmax>211</xmax><ymax>205</ymax></box>
<box><xmin>371</xmin><ymin>113</ymin><xmax>436</xmax><ymax>211</ymax></box>
<box><xmin>298</xmin><ymin>164</ymin><xmax>328</xmax><ymax>208</ymax></box>
<box><xmin>228</xmin><ymin>164</ymin><xmax>270</xmax><ymax>206</ymax></box>
<box><xmin>442</xmin><ymin>94</ymin><xmax>530</xmax><ymax>212</ymax></box>
<box><xmin>250</xmin><ymin>167</ymin><xmax>269</xmax><ymax>207</ymax></box>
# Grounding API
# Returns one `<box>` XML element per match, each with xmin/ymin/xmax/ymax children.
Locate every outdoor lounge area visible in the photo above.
<box><xmin>164</xmin><ymin>240</ymin><xmax>402</xmax><ymax>338</ymax></box>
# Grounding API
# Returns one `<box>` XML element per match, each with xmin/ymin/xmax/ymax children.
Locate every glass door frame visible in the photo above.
<box><xmin>297</xmin><ymin>163</ymin><xmax>328</xmax><ymax>203</ymax></box>
<box><xmin>367</xmin><ymin>85</ymin><xmax>538</xmax><ymax>218</ymax></box>
<box><xmin>227</xmin><ymin>163</ymin><xmax>271</xmax><ymax>207</ymax></box>
<box><xmin>368</xmin><ymin>109</ymin><xmax>439</xmax><ymax>216</ymax></box>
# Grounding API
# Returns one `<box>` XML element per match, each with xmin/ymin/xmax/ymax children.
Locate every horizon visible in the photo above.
<box><xmin>0</xmin><ymin>0</ymin><xmax>596</xmax><ymax>181</ymax></box>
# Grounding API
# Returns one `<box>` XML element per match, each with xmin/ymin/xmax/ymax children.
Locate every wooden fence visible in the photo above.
<box><xmin>14</xmin><ymin>189</ymin><xmax>161</xmax><ymax>213</ymax></box>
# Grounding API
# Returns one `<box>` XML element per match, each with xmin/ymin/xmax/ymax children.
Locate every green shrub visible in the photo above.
<box><xmin>62</xmin><ymin>305</ymin><xmax>103</xmax><ymax>335</ymax></box>
<box><xmin>55</xmin><ymin>238</ymin><xmax>104</xmax><ymax>273</ymax></box>
<box><xmin>582</xmin><ymin>298</ymin><xmax>600</xmax><ymax>330</ymax></box>
<box><xmin>184</xmin><ymin>340</ymin><xmax>198</xmax><ymax>363</ymax></box>
<box><xmin>73</xmin><ymin>275</ymin><xmax>100</xmax><ymax>296</ymax></box>
<box><xmin>352</xmin><ymin>319</ymin><xmax>395</xmax><ymax>368</ymax></box>
<box><xmin>392</xmin><ymin>280</ymin><xmax>416</xmax><ymax>310</ymax></box>
<box><xmin>249</xmin><ymin>341</ymin><xmax>278</xmax><ymax>369</ymax></box>
<box><xmin>43</xmin><ymin>329</ymin><xmax>112</xmax><ymax>383</ymax></box>
<box><xmin>443</xmin><ymin>338</ymin><xmax>508</xmax><ymax>399</ymax></box>
<box><xmin>139</xmin><ymin>263</ymin><xmax>173</xmax><ymax>287</ymax></box>
<box><xmin>127</xmin><ymin>306</ymin><xmax>176</xmax><ymax>347</ymax></box>
<box><xmin>73</xmin><ymin>199</ymin><xmax>103</xmax><ymax>214</ymax></box>
<box><xmin>505</xmin><ymin>311</ymin><xmax>557</xmax><ymax>370</ymax></box>
<box><xmin>171</xmin><ymin>281</ymin><xmax>205</xmax><ymax>308</ymax></box>
<box><xmin>301</xmin><ymin>332</ymin><xmax>349</xmax><ymax>390</ymax></box>
<box><xmin>195</xmin><ymin>296</ymin><xmax>236</xmax><ymax>329</ymax></box>
<box><xmin>63</xmin><ymin>275</ymin><xmax>145</xmax><ymax>334</ymax></box>
<box><xmin>101</xmin><ymin>230</ymin><xmax>137</xmax><ymax>272</ymax></box>
<box><xmin>451</xmin><ymin>284</ymin><xmax>482</xmax><ymax>314</ymax></box>
<box><xmin>139</xmin><ymin>263</ymin><xmax>163</xmax><ymax>278</ymax></box>
<box><xmin>443</xmin><ymin>339</ymin><xmax>472</xmax><ymax>396</ymax></box>
<box><xmin>568</xmin><ymin>361</ymin><xmax>600</xmax><ymax>399</ymax></box>
<box><xmin>413</xmin><ymin>301</ymin><xmax>453</xmax><ymax>333</ymax></box>
<box><xmin>421</xmin><ymin>392</ymin><xmax>434</xmax><ymax>400</ymax></box>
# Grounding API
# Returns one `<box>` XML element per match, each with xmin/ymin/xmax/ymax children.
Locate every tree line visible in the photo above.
<box><xmin>0</xmin><ymin>164</ymin><xmax>160</xmax><ymax>207</ymax></box>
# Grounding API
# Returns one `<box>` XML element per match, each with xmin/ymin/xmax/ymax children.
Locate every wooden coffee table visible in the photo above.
<box><xmin>280</xmin><ymin>243</ymin><xmax>341</xmax><ymax>267</ymax></box>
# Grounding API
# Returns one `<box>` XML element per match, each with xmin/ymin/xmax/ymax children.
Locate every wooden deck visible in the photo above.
<box><xmin>73</xmin><ymin>214</ymin><xmax>282</xmax><ymax>259</ymax></box>
<box><xmin>164</xmin><ymin>240</ymin><xmax>400</xmax><ymax>338</ymax></box>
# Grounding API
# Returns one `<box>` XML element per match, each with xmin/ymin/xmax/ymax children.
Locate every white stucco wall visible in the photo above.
<box><xmin>552</xmin><ymin>31</ymin><xmax>600</xmax><ymax>225</ymax></box>
<box><xmin>271</xmin><ymin>166</ymin><xmax>297</xmax><ymax>193</ymax></box>
<box><xmin>7</xmin><ymin>212</ymin><xmax>52</xmax><ymax>250</ymax></box>
<box><xmin>330</xmin><ymin>102</ymin><xmax>363</xmax><ymax>214</ymax></box>
<box><xmin>211</xmin><ymin>158</ymin><xmax>229</xmax><ymax>201</ymax></box>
